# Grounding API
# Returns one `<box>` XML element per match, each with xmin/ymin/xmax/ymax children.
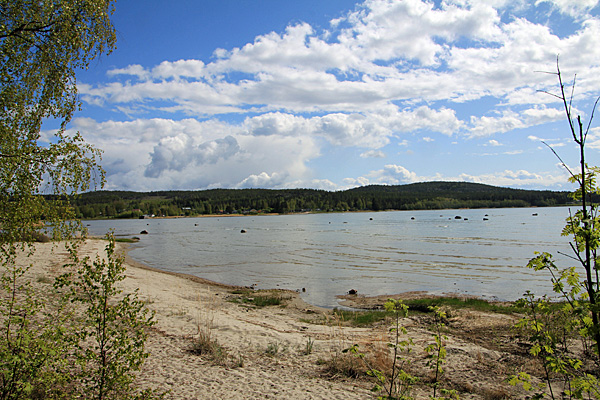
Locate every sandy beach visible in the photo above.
<box><xmin>17</xmin><ymin>239</ymin><xmax>550</xmax><ymax>399</ymax></box>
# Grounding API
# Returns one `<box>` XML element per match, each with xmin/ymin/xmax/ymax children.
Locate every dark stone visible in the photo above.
<box><xmin>348</xmin><ymin>289</ymin><xmax>358</xmax><ymax>295</ymax></box>
<box><xmin>140</xmin><ymin>230</ymin><xmax>148</xmax><ymax>234</ymax></box>
<box><xmin>240</xmin><ymin>229</ymin><xmax>247</xmax><ymax>233</ymax></box>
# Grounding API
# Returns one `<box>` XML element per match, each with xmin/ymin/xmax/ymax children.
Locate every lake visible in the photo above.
<box><xmin>84</xmin><ymin>206</ymin><xmax>574</xmax><ymax>308</ymax></box>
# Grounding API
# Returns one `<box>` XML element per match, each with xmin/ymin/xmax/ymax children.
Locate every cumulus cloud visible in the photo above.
<box><xmin>70</xmin><ymin>0</ymin><xmax>599</xmax><ymax>191</ymax></box>
<box><xmin>145</xmin><ymin>135</ymin><xmax>240</xmax><ymax>178</ymax></box>
<box><xmin>236</xmin><ymin>172</ymin><xmax>287</xmax><ymax>188</ymax></box>
<box><xmin>81</xmin><ymin>0</ymin><xmax>600</xmax><ymax>119</ymax></box>
<box><xmin>361</xmin><ymin>164</ymin><xmax>421</xmax><ymax>185</ymax></box>
<box><xmin>60</xmin><ymin>118</ymin><xmax>325</xmax><ymax>191</ymax></box>
<box><xmin>466</xmin><ymin>106</ymin><xmax>564</xmax><ymax>138</ymax></box>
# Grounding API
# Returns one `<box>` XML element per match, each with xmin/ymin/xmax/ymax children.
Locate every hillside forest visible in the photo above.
<box><xmin>68</xmin><ymin>181</ymin><xmax>577</xmax><ymax>219</ymax></box>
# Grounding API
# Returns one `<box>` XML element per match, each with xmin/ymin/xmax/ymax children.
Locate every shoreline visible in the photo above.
<box><xmin>17</xmin><ymin>238</ymin><xmax>549</xmax><ymax>398</ymax></box>
<box><xmin>122</xmin><ymin>241</ymin><xmax>509</xmax><ymax>312</ymax></box>
<box><xmin>82</xmin><ymin>203</ymin><xmax>574</xmax><ymax>222</ymax></box>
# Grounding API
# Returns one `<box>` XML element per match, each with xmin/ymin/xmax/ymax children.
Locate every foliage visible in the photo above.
<box><xmin>0</xmin><ymin>0</ymin><xmax>116</xmax><ymax>244</ymax></box>
<box><xmin>344</xmin><ymin>299</ymin><xmax>418</xmax><ymax>400</ymax></box>
<box><xmin>403</xmin><ymin>297</ymin><xmax>518</xmax><ymax>314</ymax></box>
<box><xmin>424</xmin><ymin>306</ymin><xmax>459</xmax><ymax>400</ymax></box>
<box><xmin>509</xmin><ymin>60</ymin><xmax>600</xmax><ymax>399</ymax></box>
<box><xmin>69</xmin><ymin>182</ymin><xmax>575</xmax><ymax>219</ymax></box>
<box><xmin>0</xmin><ymin>252</ymin><xmax>73</xmax><ymax>399</ymax></box>
<box><xmin>1</xmin><ymin>2</ymin><xmax>159</xmax><ymax>398</ymax></box>
<box><xmin>303</xmin><ymin>337</ymin><xmax>315</xmax><ymax>355</ymax></box>
<box><xmin>0</xmin><ymin>1</ymin><xmax>117</xmax><ymax>398</ymax></box>
<box><xmin>510</xmin><ymin>292</ymin><xmax>589</xmax><ymax>399</ymax></box>
<box><xmin>58</xmin><ymin>236</ymin><xmax>161</xmax><ymax>399</ymax></box>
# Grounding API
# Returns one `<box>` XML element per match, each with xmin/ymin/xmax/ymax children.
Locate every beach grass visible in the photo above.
<box><xmin>402</xmin><ymin>297</ymin><xmax>519</xmax><ymax>314</ymax></box>
<box><xmin>332</xmin><ymin>309</ymin><xmax>396</xmax><ymax>326</ymax></box>
<box><xmin>310</xmin><ymin>296</ymin><xmax>527</xmax><ymax>328</ymax></box>
<box><xmin>229</xmin><ymin>289</ymin><xmax>287</xmax><ymax>308</ymax></box>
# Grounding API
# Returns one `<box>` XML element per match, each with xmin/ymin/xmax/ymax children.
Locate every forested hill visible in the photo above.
<box><xmin>69</xmin><ymin>181</ymin><xmax>575</xmax><ymax>219</ymax></box>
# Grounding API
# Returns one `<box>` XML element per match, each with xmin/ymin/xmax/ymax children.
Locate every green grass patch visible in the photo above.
<box><xmin>229</xmin><ymin>289</ymin><xmax>286</xmax><ymax>308</ymax></box>
<box><xmin>333</xmin><ymin>309</ymin><xmax>396</xmax><ymax>327</ymax></box>
<box><xmin>314</xmin><ymin>297</ymin><xmax>526</xmax><ymax>328</ymax></box>
<box><xmin>250</xmin><ymin>295</ymin><xmax>283</xmax><ymax>307</ymax></box>
<box><xmin>230</xmin><ymin>289</ymin><xmax>253</xmax><ymax>295</ymax></box>
<box><xmin>403</xmin><ymin>297</ymin><xmax>520</xmax><ymax>314</ymax></box>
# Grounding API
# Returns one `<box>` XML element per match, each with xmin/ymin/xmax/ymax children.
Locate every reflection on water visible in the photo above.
<box><xmin>85</xmin><ymin>207</ymin><xmax>573</xmax><ymax>308</ymax></box>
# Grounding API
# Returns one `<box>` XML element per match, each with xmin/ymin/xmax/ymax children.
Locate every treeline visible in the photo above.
<box><xmin>67</xmin><ymin>181</ymin><xmax>577</xmax><ymax>219</ymax></box>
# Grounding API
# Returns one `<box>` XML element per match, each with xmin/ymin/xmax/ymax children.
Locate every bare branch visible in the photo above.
<box><xmin>557</xmin><ymin>250</ymin><xmax>579</xmax><ymax>262</ymax></box>
<box><xmin>537</xmin><ymin>90</ymin><xmax>564</xmax><ymax>101</ymax></box>
<box><xmin>542</xmin><ymin>141</ymin><xmax>578</xmax><ymax>182</ymax></box>
<box><xmin>585</xmin><ymin>96</ymin><xmax>600</xmax><ymax>137</ymax></box>
<box><xmin>556</xmin><ymin>60</ymin><xmax>578</xmax><ymax>142</ymax></box>
<box><xmin>570</xmin><ymin>73</ymin><xmax>577</xmax><ymax>116</ymax></box>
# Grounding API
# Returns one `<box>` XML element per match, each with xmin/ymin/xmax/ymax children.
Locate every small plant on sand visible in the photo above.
<box><xmin>425</xmin><ymin>306</ymin><xmax>459</xmax><ymax>400</ymax></box>
<box><xmin>191</xmin><ymin>329</ymin><xmax>240</xmax><ymax>367</ymax></box>
<box><xmin>229</xmin><ymin>290</ymin><xmax>286</xmax><ymax>308</ymax></box>
<box><xmin>304</xmin><ymin>337</ymin><xmax>315</xmax><ymax>355</ymax></box>
<box><xmin>0</xmin><ymin>247</ymin><xmax>75</xmax><ymax>399</ymax></box>
<box><xmin>345</xmin><ymin>299</ymin><xmax>418</xmax><ymax>400</ymax></box>
<box><xmin>191</xmin><ymin>308</ymin><xmax>232</xmax><ymax>367</ymax></box>
<box><xmin>59</xmin><ymin>235</ymin><xmax>163</xmax><ymax>399</ymax></box>
<box><xmin>510</xmin><ymin>291</ymin><xmax>585</xmax><ymax>399</ymax></box>
<box><xmin>191</xmin><ymin>328</ymin><xmax>222</xmax><ymax>356</ymax></box>
<box><xmin>265</xmin><ymin>341</ymin><xmax>288</xmax><ymax>357</ymax></box>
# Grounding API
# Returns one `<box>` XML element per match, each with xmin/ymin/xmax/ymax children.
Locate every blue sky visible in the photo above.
<box><xmin>63</xmin><ymin>0</ymin><xmax>600</xmax><ymax>192</ymax></box>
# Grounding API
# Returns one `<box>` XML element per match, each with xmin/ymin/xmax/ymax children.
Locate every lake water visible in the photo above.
<box><xmin>84</xmin><ymin>207</ymin><xmax>575</xmax><ymax>308</ymax></box>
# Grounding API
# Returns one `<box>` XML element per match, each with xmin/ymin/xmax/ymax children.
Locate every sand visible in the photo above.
<box><xmin>15</xmin><ymin>239</ymin><xmax>551</xmax><ymax>399</ymax></box>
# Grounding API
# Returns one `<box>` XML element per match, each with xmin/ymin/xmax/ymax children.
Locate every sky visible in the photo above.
<box><xmin>57</xmin><ymin>0</ymin><xmax>600</xmax><ymax>192</ymax></box>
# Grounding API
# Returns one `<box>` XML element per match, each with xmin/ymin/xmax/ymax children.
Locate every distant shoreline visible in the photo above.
<box><xmin>82</xmin><ymin>203</ymin><xmax>575</xmax><ymax>221</ymax></box>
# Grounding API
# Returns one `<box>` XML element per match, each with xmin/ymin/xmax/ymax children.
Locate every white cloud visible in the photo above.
<box><xmin>587</xmin><ymin>127</ymin><xmax>600</xmax><ymax>149</ymax></box>
<box><xmin>145</xmin><ymin>135</ymin><xmax>240</xmax><ymax>178</ymax></box>
<box><xmin>366</xmin><ymin>164</ymin><xmax>420</xmax><ymax>185</ymax></box>
<box><xmin>347</xmin><ymin>166</ymin><xmax>572</xmax><ymax>189</ymax></box>
<box><xmin>467</xmin><ymin>106</ymin><xmax>565</xmax><ymax>137</ymax></box>
<box><xmin>69</xmin><ymin>0</ymin><xmax>600</xmax><ymax>192</ymax></box>
<box><xmin>81</xmin><ymin>1</ymin><xmax>600</xmax><ymax>119</ymax></box>
<box><xmin>62</xmin><ymin>118</ymin><xmax>324</xmax><ymax>191</ymax></box>
<box><xmin>236</xmin><ymin>172</ymin><xmax>287</xmax><ymax>188</ymax></box>
<box><xmin>106</xmin><ymin>64</ymin><xmax>149</xmax><ymax>79</ymax></box>
<box><xmin>360</xmin><ymin>150</ymin><xmax>386</xmax><ymax>158</ymax></box>
<box><xmin>458</xmin><ymin>169</ymin><xmax>572</xmax><ymax>188</ymax></box>
<box><xmin>536</xmin><ymin>0</ymin><xmax>599</xmax><ymax>18</ymax></box>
